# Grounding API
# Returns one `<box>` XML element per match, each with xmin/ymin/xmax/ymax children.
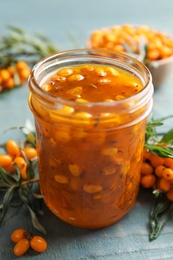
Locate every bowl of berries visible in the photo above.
<box><xmin>87</xmin><ymin>24</ymin><xmax>173</xmax><ymax>87</ymax></box>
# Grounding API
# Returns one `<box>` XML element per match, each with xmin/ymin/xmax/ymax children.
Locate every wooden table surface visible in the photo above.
<box><xmin>1</xmin><ymin>1</ymin><xmax>173</xmax><ymax>259</ymax></box>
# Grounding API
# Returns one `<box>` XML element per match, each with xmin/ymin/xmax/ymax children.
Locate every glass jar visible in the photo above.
<box><xmin>28</xmin><ymin>49</ymin><xmax>153</xmax><ymax>228</ymax></box>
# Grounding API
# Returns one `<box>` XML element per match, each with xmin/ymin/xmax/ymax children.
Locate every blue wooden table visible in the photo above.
<box><xmin>1</xmin><ymin>1</ymin><xmax>173</xmax><ymax>259</ymax></box>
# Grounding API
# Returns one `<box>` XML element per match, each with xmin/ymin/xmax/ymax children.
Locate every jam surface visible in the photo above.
<box><xmin>42</xmin><ymin>64</ymin><xmax>143</xmax><ymax>102</ymax></box>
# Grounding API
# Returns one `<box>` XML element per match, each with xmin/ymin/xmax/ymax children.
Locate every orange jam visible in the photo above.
<box><xmin>29</xmin><ymin>51</ymin><xmax>153</xmax><ymax>228</ymax></box>
<box><xmin>42</xmin><ymin>64</ymin><xmax>143</xmax><ymax>101</ymax></box>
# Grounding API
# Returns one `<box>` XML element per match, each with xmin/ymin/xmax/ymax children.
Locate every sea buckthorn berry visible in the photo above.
<box><xmin>13</xmin><ymin>238</ymin><xmax>30</xmax><ymax>256</ymax></box>
<box><xmin>164</xmin><ymin>158</ymin><xmax>173</xmax><ymax>169</ymax></box>
<box><xmin>57</xmin><ymin>68</ymin><xmax>73</xmax><ymax>76</ymax></box>
<box><xmin>167</xmin><ymin>188</ymin><xmax>173</xmax><ymax>201</ymax></box>
<box><xmin>115</xmin><ymin>95</ymin><xmax>125</xmax><ymax>100</ymax></box>
<box><xmin>83</xmin><ymin>184</ymin><xmax>103</xmax><ymax>193</ymax></box>
<box><xmin>4</xmin><ymin>77</ymin><xmax>15</xmax><ymax>89</ymax></box>
<box><xmin>67</xmin><ymin>74</ymin><xmax>84</xmax><ymax>81</ymax></box>
<box><xmin>0</xmin><ymin>154</ymin><xmax>12</xmax><ymax>167</ymax></box>
<box><xmin>147</xmin><ymin>50</ymin><xmax>160</xmax><ymax>61</ymax></box>
<box><xmin>95</xmin><ymin>67</ymin><xmax>106</xmax><ymax>77</ymax></box>
<box><xmin>42</xmin><ymin>84</ymin><xmax>52</xmax><ymax>92</ymax></box>
<box><xmin>69</xmin><ymin>163</ymin><xmax>83</xmax><ymax>177</ymax></box>
<box><xmin>140</xmin><ymin>174</ymin><xmax>156</xmax><ymax>188</ymax></box>
<box><xmin>150</xmin><ymin>154</ymin><xmax>165</xmax><ymax>168</ymax></box>
<box><xmin>13</xmin><ymin>157</ymin><xmax>27</xmax><ymax>170</ymax></box>
<box><xmin>141</xmin><ymin>162</ymin><xmax>153</xmax><ymax>175</ymax></box>
<box><xmin>7</xmin><ymin>66</ymin><xmax>15</xmax><ymax>76</ymax></box>
<box><xmin>105</xmin><ymin>67</ymin><xmax>119</xmax><ymax>76</ymax></box>
<box><xmin>162</xmin><ymin>168</ymin><xmax>173</xmax><ymax>180</ymax></box>
<box><xmin>67</xmin><ymin>86</ymin><xmax>83</xmax><ymax>97</ymax></box>
<box><xmin>50</xmin><ymin>75</ymin><xmax>66</xmax><ymax>82</ymax></box>
<box><xmin>101</xmin><ymin>147</ymin><xmax>118</xmax><ymax>156</ymax></box>
<box><xmin>142</xmin><ymin>148</ymin><xmax>152</xmax><ymax>161</ymax></box>
<box><xmin>19</xmin><ymin>67</ymin><xmax>31</xmax><ymax>80</ymax></box>
<box><xmin>0</xmin><ymin>69</ymin><xmax>10</xmax><ymax>82</ymax></box>
<box><xmin>74</xmin><ymin>112</ymin><xmax>92</xmax><ymax>120</ymax></box>
<box><xmin>155</xmin><ymin>165</ymin><xmax>166</xmax><ymax>177</ymax></box>
<box><xmin>22</xmin><ymin>147</ymin><xmax>37</xmax><ymax>160</ymax></box>
<box><xmin>3</xmin><ymin>161</ymin><xmax>15</xmax><ymax>172</ymax></box>
<box><xmin>54</xmin><ymin>175</ymin><xmax>69</xmax><ymax>184</ymax></box>
<box><xmin>54</xmin><ymin>130</ymin><xmax>71</xmax><ymax>143</ymax></box>
<box><xmin>80</xmin><ymin>65</ymin><xmax>94</xmax><ymax>72</ymax></box>
<box><xmin>102</xmin><ymin>165</ymin><xmax>116</xmax><ymax>175</ymax></box>
<box><xmin>158</xmin><ymin>177</ymin><xmax>171</xmax><ymax>192</ymax></box>
<box><xmin>20</xmin><ymin>167</ymin><xmax>28</xmax><ymax>180</ymax></box>
<box><xmin>30</xmin><ymin>236</ymin><xmax>47</xmax><ymax>253</ymax></box>
<box><xmin>16</xmin><ymin>61</ymin><xmax>28</xmax><ymax>70</ymax></box>
<box><xmin>11</xmin><ymin>229</ymin><xmax>26</xmax><ymax>243</ymax></box>
<box><xmin>6</xmin><ymin>140</ymin><xmax>20</xmax><ymax>157</ymax></box>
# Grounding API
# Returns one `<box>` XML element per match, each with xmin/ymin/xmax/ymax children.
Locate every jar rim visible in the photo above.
<box><xmin>28</xmin><ymin>48</ymin><xmax>153</xmax><ymax>108</ymax></box>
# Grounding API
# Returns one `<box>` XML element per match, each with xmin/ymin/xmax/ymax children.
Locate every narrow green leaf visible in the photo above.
<box><xmin>26</xmin><ymin>204</ymin><xmax>46</xmax><ymax>234</ymax></box>
<box><xmin>0</xmin><ymin>186</ymin><xmax>15</xmax><ymax>225</ymax></box>
<box><xmin>145</xmin><ymin>144</ymin><xmax>173</xmax><ymax>158</ymax></box>
<box><xmin>12</xmin><ymin>163</ymin><xmax>21</xmax><ymax>182</ymax></box>
<box><xmin>0</xmin><ymin>167</ymin><xmax>16</xmax><ymax>185</ymax></box>
<box><xmin>160</xmin><ymin>129</ymin><xmax>173</xmax><ymax>144</ymax></box>
<box><xmin>6</xmin><ymin>24</ymin><xmax>25</xmax><ymax>35</ymax></box>
<box><xmin>150</xmin><ymin>203</ymin><xmax>173</xmax><ymax>241</ymax></box>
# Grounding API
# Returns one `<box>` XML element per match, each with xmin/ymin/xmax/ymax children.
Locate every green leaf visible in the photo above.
<box><xmin>6</xmin><ymin>24</ymin><xmax>25</xmax><ymax>35</ymax></box>
<box><xmin>12</xmin><ymin>163</ymin><xmax>21</xmax><ymax>183</ymax></box>
<box><xmin>26</xmin><ymin>204</ymin><xmax>46</xmax><ymax>234</ymax></box>
<box><xmin>0</xmin><ymin>167</ymin><xmax>16</xmax><ymax>185</ymax></box>
<box><xmin>145</xmin><ymin>143</ymin><xmax>173</xmax><ymax>158</ymax></box>
<box><xmin>160</xmin><ymin>129</ymin><xmax>173</xmax><ymax>144</ymax></box>
<box><xmin>149</xmin><ymin>195</ymin><xmax>173</xmax><ymax>241</ymax></box>
<box><xmin>0</xmin><ymin>186</ymin><xmax>16</xmax><ymax>226</ymax></box>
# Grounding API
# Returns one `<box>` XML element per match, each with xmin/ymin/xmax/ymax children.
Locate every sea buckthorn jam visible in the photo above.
<box><xmin>42</xmin><ymin>64</ymin><xmax>143</xmax><ymax>101</ymax></box>
<box><xmin>28</xmin><ymin>50</ymin><xmax>153</xmax><ymax>228</ymax></box>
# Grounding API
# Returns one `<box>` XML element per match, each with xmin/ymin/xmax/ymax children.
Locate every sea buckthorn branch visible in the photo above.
<box><xmin>142</xmin><ymin>115</ymin><xmax>173</xmax><ymax>241</ymax></box>
<box><xmin>0</xmin><ymin>127</ymin><xmax>46</xmax><ymax>234</ymax></box>
<box><xmin>0</xmin><ymin>25</ymin><xmax>59</xmax><ymax>94</ymax></box>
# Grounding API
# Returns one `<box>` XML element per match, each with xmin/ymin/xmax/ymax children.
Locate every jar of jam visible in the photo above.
<box><xmin>28</xmin><ymin>49</ymin><xmax>153</xmax><ymax>228</ymax></box>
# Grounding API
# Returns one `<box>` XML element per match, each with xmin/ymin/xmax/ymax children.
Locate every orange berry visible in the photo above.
<box><xmin>6</xmin><ymin>140</ymin><xmax>20</xmax><ymax>157</ymax></box>
<box><xmin>162</xmin><ymin>168</ymin><xmax>173</xmax><ymax>181</ymax></box>
<box><xmin>19</xmin><ymin>68</ymin><xmax>31</xmax><ymax>80</ymax></box>
<box><xmin>7</xmin><ymin>66</ymin><xmax>15</xmax><ymax>76</ymax></box>
<box><xmin>142</xmin><ymin>148</ymin><xmax>152</xmax><ymax>161</ymax></box>
<box><xmin>3</xmin><ymin>77</ymin><xmax>15</xmax><ymax>89</ymax></box>
<box><xmin>164</xmin><ymin>158</ymin><xmax>173</xmax><ymax>169</ymax></box>
<box><xmin>3</xmin><ymin>161</ymin><xmax>15</xmax><ymax>172</ymax></box>
<box><xmin>16</xmin><ymin>61</ymin><xmax>28</xmax><ymax>70</ymax></box>
<box><xmin>150</xmin><ymin>154</ymin><xmax>165</xmax><ymax>168</ymax></box>
<box><xmin>13</xmin><ymin>156</ymin><xmax>26</xmax><ymax>169</ymax></box>
<box><xmin>22</xmin><ymin>147</ymin><xmax>37</xmax><ymax>160</ymax></box>
<box><xmin>0</xmin><ymin>69</ymin><xmax>10</xmax><ymax>82</ymax></box>
<box><xmin>141</xmin><ymin>162</ymin><xmax>153</xmax><ymax>175</ymax></box>
<box><xmin>11</xmin><ymin>229</ymin><xmax>26</xmax><ymax>243</ymax></box>
<box><xmin>0</xmin><ymin>154</ymin><xmax>12</xmax><ymax>167</ymax></box>
<box><xmin>158</xmin><ymin>177</ymin><xmax>171</xmax><ymax>192</ymax></box>
<box><xmin>20</xmin><ymin>167</ymin><xmax>28</xmax><ymax>180</ymax></box>
<box><xmin>167</xmin><ymin>188</ymin><xmax>173</xmax><ymax>201</ymax></box>
<box><xmin>140</xmin><ymin>174</ymin><xmax>156</xmax><ymax>188</ymax></box>
<box><xmin>147</xmin><ymin>49</ymin><xmax>160</xmax><ymax>61</ymax></box>
<box><xmin>30</xmin><ymin>236</ymin><xmax>47</xmax><ymax>253</ymax></box>
<box><xmin>13</xmin><ymin>238</ymin><xmax>30</xmax><ymax>256</ymax></box>
<box><xmin>155</xmin><ymin>165</ymin><xmax>166</xmax><ymax>177</ymax></box>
